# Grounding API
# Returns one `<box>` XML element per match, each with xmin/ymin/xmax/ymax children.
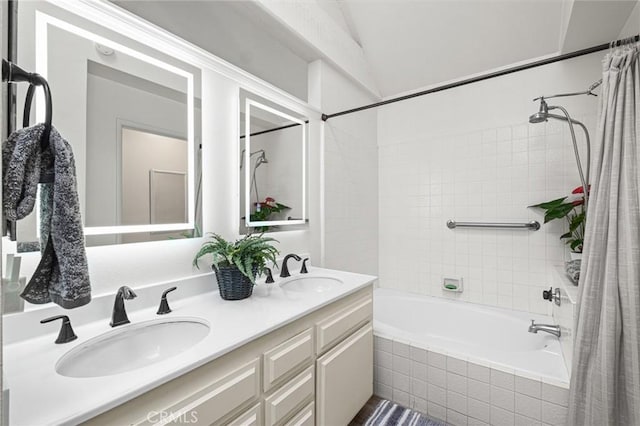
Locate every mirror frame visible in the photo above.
<box><xmin>244</xmin><ymin>98</ymin><xmax>307</xmax><ymax>229</ymax></box>
<box><xmin>34</xmin><ymin>11</ymin><xmax>197</xmax><ymax>236</ymax></box>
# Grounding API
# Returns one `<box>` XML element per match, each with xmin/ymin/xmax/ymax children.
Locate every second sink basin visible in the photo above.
<box><xmin>280</xmin><ymin>276</ymin><xmax>343</xmax><ymax>293</ymax></box>
<box><xmin>56</xmin><ymin>317</ymin><xmax>210</xmax><ymax>378</ymax></box>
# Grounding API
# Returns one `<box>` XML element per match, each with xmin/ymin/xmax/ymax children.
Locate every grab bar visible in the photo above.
<box><xmin>446</xmin><ymin>220</ymin><xmax>540</xmax><ymax>231</ymax></box>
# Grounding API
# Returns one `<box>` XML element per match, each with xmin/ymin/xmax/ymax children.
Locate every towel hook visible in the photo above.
<box><xmin>23</xmin><ymin>81</ymin><xmax>53</xmax><ymax>152</ymax></box>
<box><xmin>2</xmin><ymin>59</ymin><xmax>53</xmax><ymax>152</ymax></box>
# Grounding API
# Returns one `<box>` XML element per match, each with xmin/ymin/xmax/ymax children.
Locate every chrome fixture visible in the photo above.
<box><xmin>110</xmin><ymin>286</ymin><xmax>137</xmax><ymax>327</ymax></box>
<box><xmin>40</xmin><ymin>315</ymin><xmax>77</xmax><ymax>344</ymax></box>
<box><xmin>447</xmin><ymin>220</ymin><xmax>540</xmax><ymax>230</ymax></box>
<box><xmin>529</xmin><ymin>93</ymin><xmax>592</xmax><ymax>206</ymax></box>
<box><xmin>280</xmin><ymin>253</ymin><xmax>301</xmax><ymax>278</ymax></box>
<box><xmin>542</xmin><ymin>287</ymin><xmax>561</xmax><ymax>306</ymax></box>
<box><xmin>528</xmin><ymin>320</ymin><xmax>561</xmax><ymax>338</ymax></box>
<box><xmin>240</xmin><ymin>149</ymin><xmax>269</xmax><ymax>204</ymax></box>
<box><xmin>300</xmin><ymin>258</ymin><xmax>309</xmax><ymax>274</ymax></box>
<box><xmin>156</xmin><ymin>286</ymin><xmax>177</xmax><ymax>315</ymax></box>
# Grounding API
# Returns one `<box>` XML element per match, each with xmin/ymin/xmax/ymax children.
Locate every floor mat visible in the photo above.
<box><xmin>364</xmin><ymin>399</ymin><xmax>446</xmax><ymax>426</ymax></box>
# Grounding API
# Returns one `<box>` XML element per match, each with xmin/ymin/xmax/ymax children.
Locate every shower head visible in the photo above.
<box><xmin>255</xmin><ymin>151</ymin><xmax>268</xmax><ymax>167</ymax></box>
<box><xmin>239</xmin><ymin>149</ymin><xmax>268</xmax><ymax>169</ymax></box>
<box><xmin>529</xmin><ymin>98</ymin><xmax>549</xmax><ymax>124</ymax></box>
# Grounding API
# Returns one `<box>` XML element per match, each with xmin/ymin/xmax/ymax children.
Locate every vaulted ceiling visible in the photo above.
<box><xmin>113</xmin><ymin>0</ymin><xmax>639</xmax><ymax>100</ymax></box>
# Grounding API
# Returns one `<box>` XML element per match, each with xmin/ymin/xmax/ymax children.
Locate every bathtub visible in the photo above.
<box><xmin>373</xmin><ymin>288</ymin><xmax>570</xmax><ymax>425</ymax></box>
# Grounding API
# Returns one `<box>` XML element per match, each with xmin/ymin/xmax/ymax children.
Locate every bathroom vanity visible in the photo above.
<box><xmin>3</xmin><ymin>268</ymin><xmax>375</xmax><ymax>425</ymax></box>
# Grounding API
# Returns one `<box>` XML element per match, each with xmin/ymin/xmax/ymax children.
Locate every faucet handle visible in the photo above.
<box><xmin>542</xmin><ymin>287</ymin><xmax>561</xmax><ymax>306</ymax></box>
<box><xmin>40</xmin><ymin>315</ymin><xmax>77</xmax><ymax>344</ymax></box>
<box><xmin>264</xmin><ymin>268</ymin><xmax>275</xmax><ymax>284</ymax></box>
<box><xmin>300</xmin><ymin>258</ymin><xmax>309</xmax><ymax>274</ymax></box>
<box><xmin>157</xmin><ymin>286</ymin><xmax>177</xmax><ymax>315</ymax></box>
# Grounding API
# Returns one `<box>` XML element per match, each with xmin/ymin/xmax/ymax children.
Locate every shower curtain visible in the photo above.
<box><xmin>567</xmin><ymin>43</ymin><xmax>640</xmax><ymax>425</ymax></box>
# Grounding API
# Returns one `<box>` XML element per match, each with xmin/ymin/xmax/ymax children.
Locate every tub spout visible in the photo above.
<box><xmin>528</xmin><ymin>320</ymin><xmax>561</xmax><ymax>338</ymax></box>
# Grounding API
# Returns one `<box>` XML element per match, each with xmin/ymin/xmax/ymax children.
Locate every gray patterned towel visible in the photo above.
<box><xmin>2</xmin><ymin>124</ymin><xmax>91</xmax><ymax>308</ymax></box>
<box><xmin>565</xmin><ymin>259</ymin><xmax>581</xmax><ymax>285</ymax></box>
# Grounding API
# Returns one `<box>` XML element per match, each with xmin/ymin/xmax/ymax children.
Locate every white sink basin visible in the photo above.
<box><xmin>56</xmin><ymin>317</ymin><xmax>210</xmax><ymax>378</ymax></box>
<box><xmin>280</xmin><ymin>276</ymin><xmax>343</xmax><ymax>293</ymax></box>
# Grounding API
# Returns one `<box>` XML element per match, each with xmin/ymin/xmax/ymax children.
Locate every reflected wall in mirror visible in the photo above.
<box><xmin>11</xmin><ymin>3</ymin><xmax>202</xmax><ymax>249</ymax></box>
<box><xmin>239</xmin><ymin>90</ymin><xmax>307</xmax><ymax>234</ymax></box>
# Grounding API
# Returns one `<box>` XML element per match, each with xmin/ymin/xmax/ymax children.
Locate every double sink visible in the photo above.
<box><xmin>55</xmin><ymin>274</ymin><xmax>343</xmax><ymax>378</ymax></box>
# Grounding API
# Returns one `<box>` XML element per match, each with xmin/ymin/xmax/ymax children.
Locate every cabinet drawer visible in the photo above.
<box><xmin>283</xmin><ymin>402</ymin><xmax>314</xmax><ymax>426</ymax></box>
<box><xmin>316</xmin><ymin>296</ymin><xmax>372</xmax><ymax>355</ymax></box>
<box><xmin>147</xmin><ymin>358</ymin><xmax>260</xmax><ymax>426</ymax></box>
<box><xmin>316</xmin><ymin>323</ymin><xmax>373</xmax><ymax>426</ymax></box>
<box><xmin>264</xmin><ymin>328</ymin><xmax>313</xmax><ymax>392</ymax></box>
<box><xmin>264</xmin><ymin>366</ymin><xmax>314</xmax><ymax>426</ymax></box>
<box><xmin>226</xmin><ymin>403</ymin><xmax>262</xmax><ymax>426</ymax></box>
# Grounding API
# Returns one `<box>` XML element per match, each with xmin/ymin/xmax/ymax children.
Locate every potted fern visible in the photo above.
<box><xmin>193</xmin><ymin>233</ymin><xmax>279</xmax><ymax>300</ymax></box>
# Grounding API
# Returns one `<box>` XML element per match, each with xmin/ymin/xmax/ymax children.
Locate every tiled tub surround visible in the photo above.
<box><xmin>378</xmin><ymin>116</ymin><xmax>597</xmax><ymax>316</ymax></box>
<box><xmin>373</xmin><ymin>288</ymin><xmax>570</xmax><ymax>426</ymax></box>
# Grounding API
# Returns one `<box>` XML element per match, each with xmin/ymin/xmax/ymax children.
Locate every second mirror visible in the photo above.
<box><xmin>239</xmin><ymin>91</ymin><xmax>307</xmax><ymax>233</ymax></box>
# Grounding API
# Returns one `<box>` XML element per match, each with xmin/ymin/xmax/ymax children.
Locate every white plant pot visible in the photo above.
<box><xmin>569</xmin><ymin>251</ymin><xmax>583</xmax><ymax>261</ymax></box>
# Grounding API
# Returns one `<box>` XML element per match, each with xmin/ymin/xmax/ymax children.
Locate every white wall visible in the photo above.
<box><xmin>378</xmin><ymin>52</ymin><xmax>602</xmax><ymax>315</ymax></box>
<box><xmin>311</xmin><ymin>60</ymin><xmax>379</xmax><ymax>276</ymax></box>
<box><xmin>619</xmin><ymin>1</ymin><xmax>640</xmax><ymax>38</ymax></box>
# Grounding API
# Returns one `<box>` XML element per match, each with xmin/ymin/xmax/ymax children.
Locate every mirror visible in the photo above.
<box><xmin>11</xmin><ymin>3</ymin><xmax>202</xmax><ymax>249</ymax></box>
<box><xmin>239</xmin><ymin>90</ymin><xmax>307</xmax><ymax>233</ymax></box>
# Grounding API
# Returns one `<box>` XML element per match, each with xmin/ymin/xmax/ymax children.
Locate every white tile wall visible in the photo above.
<box><xmin>374</xmin><ymin>336</ymin><xmax>570</xmax><ymax>426</ymax></box>
<box><xmin>551</xmin><ymin>265</ymin><xmax>579</xmax><ymax>373</ymax></box>
<box><xmin>378</xmin><ymin>116</ymin><xmax>596</xmax><ymax>314</ymax></box>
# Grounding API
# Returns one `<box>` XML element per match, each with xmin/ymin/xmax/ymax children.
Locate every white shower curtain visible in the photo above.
<box><xmin>568</xmin><ymin>43</ymin><xmax>640</xmax><ymax>425</ymax></box>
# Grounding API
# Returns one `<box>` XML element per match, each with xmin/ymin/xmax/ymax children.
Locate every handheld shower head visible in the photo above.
<box><xmin>256</xmin><ymin>151</ymin><xmax>268</xmax><ymax>167</ymax></box>
<box><xmin>529</xmin><ymin>98</ymin><xmax>549</xmax><ymax>124</ymax></box>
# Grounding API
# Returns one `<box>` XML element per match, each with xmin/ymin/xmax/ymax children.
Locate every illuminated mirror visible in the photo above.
<box><xmin>11</xmin><ymin>3</ymin><xmax>202</xmax><ymax>249</ymax></box>
<box><xmin>239</xmin><ymin>92</ymin><xmax>307</xmax><ymax>233</ymax></box>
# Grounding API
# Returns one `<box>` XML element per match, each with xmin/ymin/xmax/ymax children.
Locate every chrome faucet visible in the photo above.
<box><xmin>528</xmin><ymin>320</ymin><xmax>561</xmax><ymax>338</ymax></box>
<box><xmin>280</xmin><ymin>253</ymin><xmax>301</xmax><ymax>278</ymax></box>
<box><xmin>111</xmin><ymin>286</ymin><xmax>137</xmax><ymax>327</ymax></box>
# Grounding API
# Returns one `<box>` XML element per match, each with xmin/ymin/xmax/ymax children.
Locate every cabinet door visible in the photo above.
<box><xmin>316</xmin><ymin>323</ymin><xmax>373</xmax><ymax>426</ymax></box>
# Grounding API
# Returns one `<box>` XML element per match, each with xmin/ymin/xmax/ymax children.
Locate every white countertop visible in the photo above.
<box><xmin>3</xmin><ymin>267</ymin><xmax>376</xmax><ymax>426</ymax></box>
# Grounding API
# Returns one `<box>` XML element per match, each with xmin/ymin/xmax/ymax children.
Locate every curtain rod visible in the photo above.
<box><xmin>321</xmin><ymin>34</ymin><xmax>640</xmax><ymax>122</ymax></box>
<box><xmin>239</xmin><ymin>120</ymin><xmax>308</xmax><ymax>139</ymax></box>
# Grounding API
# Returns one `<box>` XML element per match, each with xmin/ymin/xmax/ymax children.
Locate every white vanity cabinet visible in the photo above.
<box><xmin>316</xmin><ymin>324</ymin><xmax>373</xmax><ymax>426</ymax></box>
<box><xmin>84</xmin><ymin>286</ymin><xmax>373</xmax><ymax>426</ymax></box>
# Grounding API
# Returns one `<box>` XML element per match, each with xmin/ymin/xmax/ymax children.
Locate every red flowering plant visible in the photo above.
<box><xmin>250</xmin><ymin>197</ymin><xmax>290</xmax><ymax>225</ymax></box>
<box><xmin>529</xmin><ymin>186</ymin><xmax>588</xmax><ymax>253</ymax></box>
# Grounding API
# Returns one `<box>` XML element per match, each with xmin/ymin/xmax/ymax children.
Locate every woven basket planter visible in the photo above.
<box><xmin>213</xmin><ymin>265</ymin><xmax>257</xmax><ymax>301</ymax></box>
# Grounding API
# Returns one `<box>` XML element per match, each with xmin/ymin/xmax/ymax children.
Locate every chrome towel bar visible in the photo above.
<box><xmin>446</xmin><ymin>220</ymin><xmax>541</xmax><ymax>231</ymax></box>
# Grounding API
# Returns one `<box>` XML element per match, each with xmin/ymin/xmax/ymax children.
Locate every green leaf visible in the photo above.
<box><xmin>543</xmin><ymin>203</ymin><xmax>575</xmax><ymax>223</ymax></box>
<box><xmin>559</xmin><ymin>232</ymin><xmax>572</xmax><ymax>240</ymax></box>
<box><xmin>569</xmin><ymin>212</ymin><xmax>586</xmax><ymax>232</ymax></box>
<box><xmin>529</xmin><ymin>197</ymin><xmax>567</xmax><ymax>210</ymax></box>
